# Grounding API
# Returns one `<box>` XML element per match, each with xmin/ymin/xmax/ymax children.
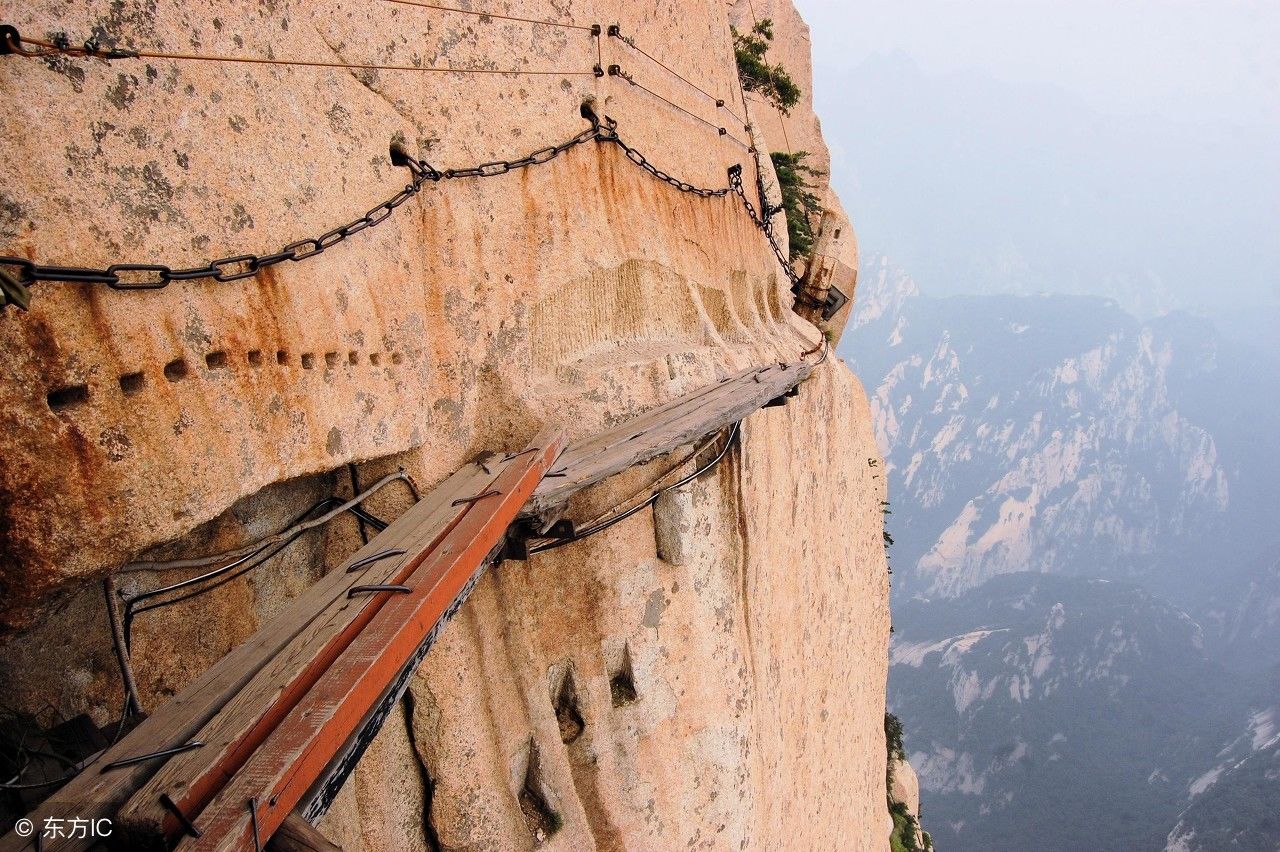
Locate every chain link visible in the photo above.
<box><xmin>1</xmin><ymin>110</ymin><xmax>804</xmax><ymax>309</ymax></box>
<box><xmin>598</xmin><ymin>121</ymin><xmax>730</xmax><ymax>199</ymax></box>
<box><xmin>727</xmin><ymin>165</ymin><xmax>800</xmax><ymax>286</ymax></box>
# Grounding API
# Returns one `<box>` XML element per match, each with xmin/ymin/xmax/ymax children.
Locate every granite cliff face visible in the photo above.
<box><xmin>0</xmin><ymin>1</ymin><xmax>892</xmax><ymax>849</ymax></box>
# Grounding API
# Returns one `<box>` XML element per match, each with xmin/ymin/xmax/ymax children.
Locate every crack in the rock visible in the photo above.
<box><xmin>401</xmin><ymin>690</ymin><xmax>444</xmax><ymax>852</ymax></box>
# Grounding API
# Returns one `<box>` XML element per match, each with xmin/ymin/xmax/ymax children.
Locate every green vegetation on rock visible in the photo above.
<box><xmin>891</xmin><ymin>801</ymin><xmax>924</xmax><ymax>852</ymax></box>
<box><xmin>731</xmin><ymin>19</ymin><xmax>801</xmax><ymax>114</ymax></box>
<box><xmin>769</xmin><ymin>150</ymin><xmax>823</xmax><ymax>261</ymax></box>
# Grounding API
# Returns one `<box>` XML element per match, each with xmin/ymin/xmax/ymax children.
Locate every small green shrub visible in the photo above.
<box><xmin>891</xmin><ymin>825</ymin><xmax>910</xmax><ymax>852</ymax></box>
<box><xmin>890</xmin><ymin>801</ymin><xmax>924</xmax><ymax>851</ymax></box>
<box><xmin>886</xmin><ymin>715</ymin><xmax>928</xmax><ymax>851</ymax></box>
<box><xmin>732</xmin><ymin>20</ymin><xmax>802</xmax><ymax>114</ymax></box>
<box><xmin>769</xmin><ymin>150</ymin><xmax>824</xmax><ymax>260</ymax></box>
<box><xmin>886</xmin><ymin>712</ymin><xmax>906</xmax><ymax>762</ymax></box>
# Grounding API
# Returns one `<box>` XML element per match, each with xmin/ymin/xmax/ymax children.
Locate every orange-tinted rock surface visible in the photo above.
<box><xmin>0</xmin><ymin>1</ymin><xmax>891</xmax><ymax>847</ymax></box>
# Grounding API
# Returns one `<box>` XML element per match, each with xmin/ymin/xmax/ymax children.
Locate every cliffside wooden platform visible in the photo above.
<box><xmin>1</xmin><ymin>351</ymin><xmax>819</xmax><ymax>852</ymax></box>
<box><xmin>0</xmin><ymin>435</ymin><xmax>560</xmax><ymax>852</ymax></box>
<box><xmin>524</xmin><ymin>358</ymin><xmax>814</xmax><ymax>521</ymax></box>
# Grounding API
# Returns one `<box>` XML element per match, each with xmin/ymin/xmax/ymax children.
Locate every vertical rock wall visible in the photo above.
<box><xmin>0</xmin><ymin>0</ymin><xmax>890</xmax><ymax>847</ymax></box>
<box><xmin>729</xmin><ymin>0</ymin><xmax>859</xmax><ymax>342</ymax></box>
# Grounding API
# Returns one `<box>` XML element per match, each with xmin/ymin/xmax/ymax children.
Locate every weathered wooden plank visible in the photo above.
<box><xmin>543</xmin><ymin>363</ymin><xmax>761</xmax><ymax>469</ymax></box>
<box><xmin>114</xmin><ymin>457</ymin><xmax>514</xmax><ymax>844</ymax></box>
<box><xmin>544</xmin><ymin>365</ymin><xmax>771</xmax><ymax>477</ymax></box>
<box><xmin>174</xmin><ymin>430</ymin><xmax>565</xmax><ymax>851</ymax></box>
<box><xmin>296</xmin><ymin>539</ymin><xmax>501</xmax><ymax>824</ymax></box>
<box><xmin>526</xmin><ymin>360</ymin><xmax>811</xmax><ymax>517</ymax></box>
<box><xmin>0</xmin><ymin>460</ymin><xmax>494</xmax><ymax>852</ymax></box>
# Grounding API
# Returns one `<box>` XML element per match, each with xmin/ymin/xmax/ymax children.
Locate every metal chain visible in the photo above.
<box><xmin>0</xmin><ymin>106</ymin><xmax>802</xmax><ymax>308</ymax></box>
<box><xmin>592</xmin><ymin>114</ymin><xmax>730</xmax><ymax>199</ymax></box>
<box><xmin>0</xmin><ymin>150</ymin><xmax>429</xmax><ymax>299</ymax></box>
<box><xmin>0</xmin><ymin>128</ymin><xmax>601</xmax><ymax>307</ymax></box>
<box><xmin>728</xmin><ymin>165</ymin><xmax>800</xmax><ymax>286</ymax></box>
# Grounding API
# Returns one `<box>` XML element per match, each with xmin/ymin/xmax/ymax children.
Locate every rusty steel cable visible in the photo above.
<box><xmin>120</xmin><ymin>496</ymin><xmax>391</xmax><ymax>626</ymax></box>
<box><xmin>122</xmin><ymin>531</ymin><xmax>298</xmax><ymax>651</ymax></box>
<box><xmin>0</xmin><ymin>692</ymin><xmax>136</xmax><ymax>791</ymax></box>
<box><xmin>104</xmin><ymin>576</ymin><xmax>144</xmax><ymax>716</ymax></box>
<box><xmin>118</xmin><ymin>488</ymin><xmax>397</xmax><ymax>650</ymax></box>
<box><xmin>576</xmin><ymin>424</ymin><xmax>728</xmax><ymax>527</ymax></box>
<box><xmin>118</xmin><ymin>470</ymin><xmax>413</xmax><ymax>574</ymax></box>
<box><xmin>116</xmin><ymin>474</ymin><xmax>408</xmax><ymax>650</ymax></box>
<box><xmin>607</xmin><ymin>25</ymin><xmax>748</xmax><ymax>129</ymax></box>
<box><xmin>741</xmin><ymin>0</ymin><xmax>792</xmax><ymax>154</ymax></box>
<box><xmin>528</xmin><ymin>421</ymin><xmax>740</xmax><ymax>554</ymax></box>
<box><xmin>379</xmin><ymin>0</ymin><xmax>596</xmax><ymax>31</ymax></box>
<box><xmin>607</xmin><ymin>63</ymin><xmax>728</xmax><ymax>140</ymax></box>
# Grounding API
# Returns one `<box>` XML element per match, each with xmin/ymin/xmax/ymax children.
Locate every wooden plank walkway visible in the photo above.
<box><xmin>0</xmin><ymin>454</ymin><xmax>516</xmax><ymax>852</ymax></box>
<box><xmin>1</xmin><ymin>349</ymin><xmax>819</xmax><ymax>852</ymax></box>
<box><xmin>113</xmin><ymin>449</ymin><xmax>537</xmax><ymax>845</ymax></box>
<box><xmin>524</xmin><ymin>358</ymin><xmax>813</xmax><ymax>520</ymax></box>
<box><xmin>173</xmin><ymin>431</ymin><xmax>563</xmax><ymax>850</ymax></box>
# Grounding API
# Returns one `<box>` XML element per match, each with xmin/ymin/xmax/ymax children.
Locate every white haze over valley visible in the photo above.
<box><xmin>801</xmin><ymin>2</ymin><xmax>1280</xmax><ymax>849</ymax></box>
<box><xmin>800</xmin><ymin>0</ymin><xmax>1280</xmax><ymax>318</ymax></box>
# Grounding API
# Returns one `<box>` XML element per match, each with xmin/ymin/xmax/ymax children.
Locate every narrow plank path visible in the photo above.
<box><xmin>175</xmin><ymin>432</ymin><xmax>563</xmax><ymax>850</ymax></box>
<box><xmin>0</xmin><ymin>456</ymin><xmax>506</xmax><ymax>852</ymax></box>
<box><xmin>114</xmin><ymin>453</ymin><xmax>524</xmax><ymax>844</ymax></box>
<box><xmin>525</xmin><ymin>358</ymin><xmax>813</xmax><ymax>519</ymax></box>
<box><xmin>0</xmin><ymin>347</ymin><xmax>821</xmax><ymax>852</ymax></box>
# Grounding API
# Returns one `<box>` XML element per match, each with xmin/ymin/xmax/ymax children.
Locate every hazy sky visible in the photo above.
<box><xmin>794</xmin><ymin>0</ymin><xmax>1280</xmax><ymax>314</ymax></box>
<box><xmin>795</xmin><ymin>0</ymin><xmax>1280</xmax><ymax>125</ymax></box>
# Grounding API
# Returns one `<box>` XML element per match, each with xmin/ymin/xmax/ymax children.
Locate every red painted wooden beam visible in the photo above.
<box><xmin>177</xmin><ymin>429</ymin><xmax>563</xmax><ymax>851</ymax></box>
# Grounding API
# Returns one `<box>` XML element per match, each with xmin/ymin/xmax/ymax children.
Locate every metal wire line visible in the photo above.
<box><xmin>379</xmin><ymin>0</ymin><xmax>596</xmax><ymax>31</ymax></box>
<box><xmin>574</xmin><ymin>424</ymin><xmax>727</xmax><ymax>526</ymax></box>
<box><xmin>0</xmin><ymin>691</ymin><xmax>137</xmax><ymax>791</ymax></box>
<box><xmin>123</xmin><ymin>531</ymin><xmax>299</xmax><ymax>651</ymax></box>
<box><xmin>528</xmin><ymin>421</ymin><xmax>741</xmax><ymax>554</ymax></box>
<box><xmin>117</xmin><ymin>477</ymin><xmax>409</xmax><ymax>657</ymax></box>
<box><xmin>608</xmin><ymin>26</ymin><xmax>748</xmax><ymax>128</ymax></box>
<box><xmin>0</xmin><ymin>28</ymin><xmax>594</xmax><ymax>76</ymax></box>
<box><xmin>608</xmin><ymin>64</ymin><xmax>738</xmax><ymax>144</ymax></box>
<box><xmin>117</xmin><ymin>470</ymin><xmax>414</xmax><ymax>574</ymax></box>
<box><xmin>742</xmin><ymin>0</ymin><xmax>792</xmax><ymax>153</ymax></box>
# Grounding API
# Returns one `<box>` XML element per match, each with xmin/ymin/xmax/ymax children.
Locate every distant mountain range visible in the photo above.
<box><xmin>846</xmin><ymin>258</ymin><xmax>1280</xmax><ymax>668</ymax></box>
<box><xmin>888</xmin><ymin>572</ymin><xmax>1252</xmax><ymax>851</ymax></box>
<box><xmin>843</xmin><ymin>259</ymin><xmax>1280</xmax><ymax>850</ymax></box>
